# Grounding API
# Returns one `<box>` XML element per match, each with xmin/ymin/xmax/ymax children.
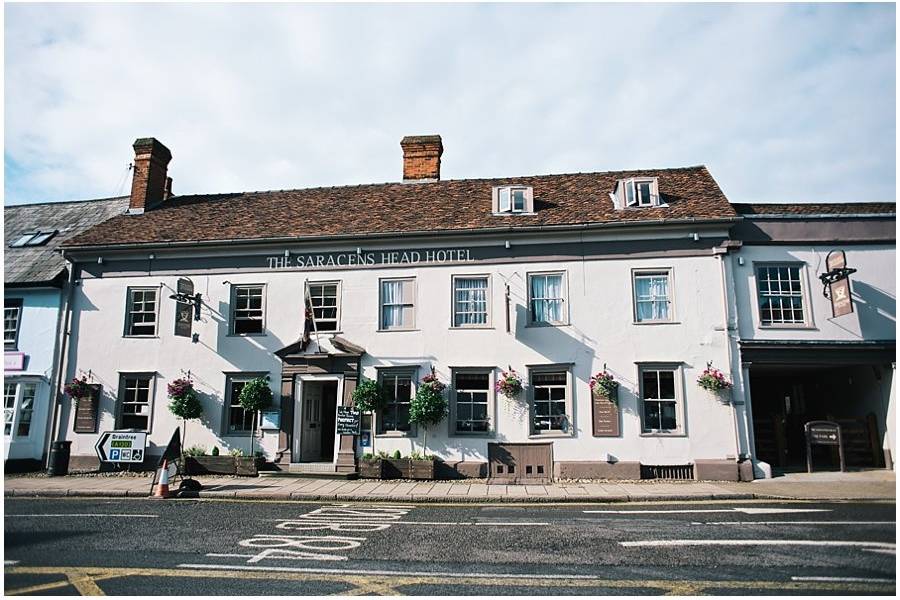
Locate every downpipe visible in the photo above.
<box><xmin>44</xmin><ymin>254</ymin><xmax>78</xmax><ymax>466</ymax></box>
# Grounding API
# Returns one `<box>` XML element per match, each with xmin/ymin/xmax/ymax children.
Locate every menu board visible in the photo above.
<box><xmin>74</xmin><ymin>384</ymin><xmax>101</xmax><ymax>434</ymax></box>
<box><xmin>592</xmin><ymin>391</ymin><xmax>620</xmax><ymax>437</ymax></box>
<box><xmin>336</xmin><ymin>406</ymin><xmax>361</xmax><ymax>435</ymax></box>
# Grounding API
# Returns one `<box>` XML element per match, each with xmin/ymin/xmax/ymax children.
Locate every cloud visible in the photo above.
<box><xmin>4</xmin><ymin>2</ymin><xmax>895</xmax><ymax>205</ymax></box>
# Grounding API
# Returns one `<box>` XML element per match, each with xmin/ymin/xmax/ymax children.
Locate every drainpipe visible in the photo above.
<box><xmin>715</xmin><ymin>248</ymin><xmax>743</xmax><ymax>461</ymax></box>
<box><xmin>44</xmin><ymin>253</ymin><xmax>78</xmax><ymax>465</ymax></box>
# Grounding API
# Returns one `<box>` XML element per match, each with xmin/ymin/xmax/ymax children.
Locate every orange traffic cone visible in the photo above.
<box><xmin>153</xmin><ymin>459</ymin><xmax>172</xmax><ymax>499</ymax></box>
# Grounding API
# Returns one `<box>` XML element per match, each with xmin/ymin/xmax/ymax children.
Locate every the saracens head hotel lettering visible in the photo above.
<box><xmin>267</xmin><ymin>248</ymin><xmax>474</xmax><ymax>270</ymax></box>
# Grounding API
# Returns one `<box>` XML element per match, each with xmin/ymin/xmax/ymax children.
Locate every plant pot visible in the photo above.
<box><xmin>383</xmin><ymin>458</ymin><xmax>408</xmax><ymax>479</ymax></box>
<box><xmin>184</xmin><ymin>456</ymin><xmax>237</xmax><ymax>475</ymax></box>
<box><xmin>235</xmin><ymin>457</ymin><xmax>266</xmax><ymax>476</ymax></box>
<box><xmin>359</xmin><ymin>458</ymin><xmax>385</xmax><ymax>479</ymax></box>
<box><xmin>408</xmin><ymin>459</ymin><xmax>436</xmax><ymax>480</ymax></box>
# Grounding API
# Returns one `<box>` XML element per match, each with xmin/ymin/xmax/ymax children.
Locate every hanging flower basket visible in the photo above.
<box><xmin>697</xmin><ymin>362</ymin><xmax>732</xmax><ymax>393</ymax></box>
<box><xmin>589</xmin><ymin>370</ymin><xmax>619</xmax><ymax>403</ymax></box>
<box><xmin>495</xmin><ymin>369</ymin><xmax>524</xmax><ymax>400</ymax></box>
<box><xmin>64</xmin><ymin>376</ymin><xmax>92</xmax><ymax>406</ymax></box>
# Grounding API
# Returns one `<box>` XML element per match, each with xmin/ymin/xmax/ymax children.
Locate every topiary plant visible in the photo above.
<box><xmin>238</xmin><ymin>376</ymin><xmax>273</xmax><ymax>458</ymax></box>
<box><xmin>409</xmin><ymin>371</ymin><xmax>448</xmax><ymax>458</ymax></box>
<box><xmin>352</xmin><ymin>378</ymin><xmax>385</xmax><ymax>454</ymax></box>
<box><xmin>167</xmin><ymin>377</ymin><xmax>203</xmax><ymax>453</ymax></box>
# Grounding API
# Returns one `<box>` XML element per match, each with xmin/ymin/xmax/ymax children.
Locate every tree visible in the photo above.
<box><xmin>238</xmin><ymin>377</ymin><xmax>273</xmax><ymax>457</ymax></box>
<box><xmin>167</xmin><ymin>378</ymin><xmax>203</xmax><ymax>453</ymax></box>
<box><xmin>352</xmin><ymin>378</ymin><xmax>385</xmax><ymax>456</ymax></box>
<box><xmin>408</xmin><ymin>372</ymin><xmax>447</xmax><ymax>457</ymax></box>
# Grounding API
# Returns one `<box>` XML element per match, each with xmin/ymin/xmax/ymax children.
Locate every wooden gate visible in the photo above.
<box><xmin>488</xmin><ymin>442</ymin><xmax>552</xmax><ymax>484</ymax></box>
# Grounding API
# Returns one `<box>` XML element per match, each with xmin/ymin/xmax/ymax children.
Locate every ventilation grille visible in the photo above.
<box><xmin>641</xmin><ymin>464</ymin><xmax>694</xmax><ymax>480</ymax></box>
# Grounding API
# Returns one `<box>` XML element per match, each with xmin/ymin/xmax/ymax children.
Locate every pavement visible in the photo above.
<box><xmin>3</xmin><ymin>468</ymin><xmax>895</xmax><ymax>502</ymax></box>
<box><xmin>4</xmin><ymin>497</ymin><xmax>896</xmax><ymax>595</ymax></box>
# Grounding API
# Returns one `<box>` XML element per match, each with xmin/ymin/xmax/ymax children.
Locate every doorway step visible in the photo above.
<box><xmin>259</xmin><ymin>462</ymin><xmax>358</xmax><ymax>479</ymax></box>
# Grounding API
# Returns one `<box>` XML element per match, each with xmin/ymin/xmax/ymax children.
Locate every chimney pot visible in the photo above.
<box><xmin>401</xmin><ymin>135</ymin><xmax>442</xmax><ymax>182</ymax></box>
<box><xmin>128</xmin><ymin>137</ymin><xmax>172</xmax><ymax>214</ymax></box>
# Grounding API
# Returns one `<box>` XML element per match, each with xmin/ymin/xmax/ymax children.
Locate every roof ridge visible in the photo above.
<box><xmin>5</xmin><ymin>195</ymin><xmax>130</xmax><ymax>209</ymax></box>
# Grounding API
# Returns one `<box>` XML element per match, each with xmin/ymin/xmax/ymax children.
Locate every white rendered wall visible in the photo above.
<box><xmin>59</xmin><ymin>250</ymin><xmax>738</xmax><ymax>466</ymax></box>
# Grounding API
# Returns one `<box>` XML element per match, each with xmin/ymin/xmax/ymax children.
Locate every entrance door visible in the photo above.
<box><xmin>300</xmin><ymin>383</ymin><xmax>324</xmax><ymax>461</ymax></box>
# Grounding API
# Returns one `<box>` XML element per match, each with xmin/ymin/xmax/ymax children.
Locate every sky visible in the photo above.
<box><xmin>3</xmin><ymin>2</ymin><xmax>896</xmax><ymax>206</ymax></box>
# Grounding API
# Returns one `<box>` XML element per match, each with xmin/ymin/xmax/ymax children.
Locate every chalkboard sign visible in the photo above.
<box><xmin>73</xmin><ymin>384</ymin><xmax>101</xmax><ymax>434</ymax></box>
<box><xmin>805</xmin><ymin>420</ymin><xmax>845</xmax><ymax>473</ymax></box>
<box><xmin>336</xmin><ymin>406</ymin><xmax>360</xmax><ymax>436</ymax></box>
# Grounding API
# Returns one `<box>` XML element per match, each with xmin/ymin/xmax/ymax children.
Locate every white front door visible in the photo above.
<box><xmin>300</xmin><ymin>382</ymin><xmax>323</xmax><ymax>461</ymax></box>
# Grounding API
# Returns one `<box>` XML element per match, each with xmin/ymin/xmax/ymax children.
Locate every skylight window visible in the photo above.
<box><xmin>494</xmin><ymin>186</ymin><xmax>533</xmax><ymax>214</ymax></box>
<box><xmin>8</xmin><ymin>230</ymin><xmax>57</xmax><ymax>248</ymax></box>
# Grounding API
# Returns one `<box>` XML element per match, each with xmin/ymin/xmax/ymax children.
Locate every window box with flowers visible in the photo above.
<box><xmin>697</xmin><ymin>362</ymin><xmax>733</xmax><ymax>401</ymax></box>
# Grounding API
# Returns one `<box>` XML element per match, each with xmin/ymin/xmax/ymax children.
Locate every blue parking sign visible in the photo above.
<box><xmin>110</xmin><ymin>448</ymin><xmax>121</xmax><ymax>461</ymax></box>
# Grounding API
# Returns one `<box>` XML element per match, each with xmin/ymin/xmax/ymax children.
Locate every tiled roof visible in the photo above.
<box><xmin>4</xmin><ymin>197</ymin><xmax>130</xmax><ymax>285</ymax></box>
<box><xmin>733</xmin><ymin>202</ymin><xmax>896</xmax><ymax>216</ymax></box>
<box><xmin>64</xmin><ymin>166</ymin><xmax>737</xmax><ymax>248</ymax></box>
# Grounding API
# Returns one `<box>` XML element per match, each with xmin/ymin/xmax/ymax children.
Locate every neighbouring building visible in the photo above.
<box><xmin>3</xmin><ymin>197</ymin><xmax>129</xmax><ymax>470</ymax></box>
<box><xmin>729</xmin><ymin>203</ymin><xmax>896</xmax><ymax>475</ymax></box>
<box><xmin>34</xmin><ymin>135</ymin><xmax>895</xmax><ymax>481</ymax></box>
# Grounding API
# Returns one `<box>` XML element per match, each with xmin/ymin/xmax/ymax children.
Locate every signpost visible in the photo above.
<box><xmin>804</xmin><ymin>420</ymin><xmax>845</xmax><ymax>473</ymax></box>
<box><xmin>95</xmin><ymin>431</ymin><xmax>148</xmax><ymax>464</ymax></box>
<box><xmin>336</xmin><ymin>407</ymin><xmax>361</xmax><ymax>436</ymax></box>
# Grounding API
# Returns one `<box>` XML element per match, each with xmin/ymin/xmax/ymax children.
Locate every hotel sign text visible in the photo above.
<box><xmin>267</xmin><ymin>248</ymin><xmax>475</xmax><ymax>270</ymax></box>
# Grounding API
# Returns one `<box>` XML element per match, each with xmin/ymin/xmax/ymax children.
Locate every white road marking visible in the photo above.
<box><xmin>269</xmin><ymin>519</ymin><xmax>549</xmax><ymax>526</ymax></box>
<box><xmin>4</xmin><ymin>560</ymin><xmax>20</xmax><ymax>566</ymax></box>
<box><xmin>861</xmin><ymin>548</ymin><xmax>897</xmax><ymax>555</ymax></box>
<box><xmin>178</xmin><ymin>563</ymin><xmax>625</xmax><ymax>580</ymax></box>
<box><xmin>692</xmin><ymin>521</ymin><xmax>895</xmax><ymax>526</ymax></box>
<box><xmin>791</xmin><ymin>576</ymin><xmax>895</xmax><ymax>583</ymax></box>
<box><xmin>621</xmin><ymin>540</ymin><xmax>896</xmax><ymax>550</ymax></box>
<box><xmin>5</xmin><ymin>513</ymin><xmax>159</xmax><ymax>518</ymax></box>
<box><xmin>585</xmin><ymin>508</ymin><xmax>830</xmax><ymax>515</ymax></box>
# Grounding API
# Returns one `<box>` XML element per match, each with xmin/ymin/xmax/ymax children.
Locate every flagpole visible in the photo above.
<box><xmin>303</xmin><ymin>279</ymin><xmax>320</xmax><ymax>351</ymax></box>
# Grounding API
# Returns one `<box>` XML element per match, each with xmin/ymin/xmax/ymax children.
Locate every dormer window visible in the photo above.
<box><xmin>493</xmin><ymin>186</ymin><xmax>534</xmax><ymax>214</ymax></box>
<box><xmin>612</xmin><ymin>177</ymin><xmax>663</xmax><ymax>209</ymax></box>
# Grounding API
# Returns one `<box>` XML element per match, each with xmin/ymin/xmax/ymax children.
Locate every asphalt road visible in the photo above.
<box><xmin>4</xmin><ymin>497</ymin><xmax>896</xmax><ymax>596</ymax></box>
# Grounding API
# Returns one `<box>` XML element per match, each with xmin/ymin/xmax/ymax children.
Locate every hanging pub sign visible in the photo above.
<box><xmin>171</xmin><ymin>277</ymin><xmax>202</xmax><ymax>337</ymax></box>
<box><xmin>819</xmin><ymin>250</ymin><xmax>856</xmax><ymax>318</ymax></box>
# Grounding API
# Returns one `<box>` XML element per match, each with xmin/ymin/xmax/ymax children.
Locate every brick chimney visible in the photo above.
<box><xmin>401</xmin><ymin>135</ymin><xmax>442</xmax><ymax>182</ymax></box>
<box><xmin>128</xmin><ymin>137</ymin><xmax>172</xmax><ymax>214</ymax></box>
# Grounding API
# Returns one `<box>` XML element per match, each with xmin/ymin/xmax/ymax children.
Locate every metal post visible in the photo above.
<box><xmin>837</xmin><ymin>424</ymin><xmax>846</xmax><ymax>472</ymax></box>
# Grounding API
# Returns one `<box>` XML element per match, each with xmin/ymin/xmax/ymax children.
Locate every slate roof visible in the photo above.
<box><xmin>4</xmin><ymin>197</ymin><xmax>130</xmax><ymax>286</ymax></box>
<box><xmin>64</xmin><ymin>166</ymin><xmax>737</xmax><ymax>249</ymax></box>
<box><xmin>733</xmin><ymin>202</ymin><xmax>896</xmax><ymax>216</ymax></box>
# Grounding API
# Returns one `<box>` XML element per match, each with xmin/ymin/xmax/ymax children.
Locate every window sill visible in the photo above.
<box><xmin>491</xmin><ymin>211</ymin><xmax>537</xmax><ymax>217</ymax></box>
<box><xmin>122</xmin><ymin>335</ymin><xmax>159</xmax><ymax>339</ymax></box>
<box><xmin>450</xmin><ymin>432</ymin><xmax>495</xmax><ymax>439</ymax></box>
<box><xmin>528</xmin><ymin>432</ymin><xmax>573</xmax><ymax>439</ymax></box>
<box><xmin>222</xmin><ymin>431</ymin><xmax>254</xmax><ymax>437</ymax></box>
<box><xmin>375</xmin><ymin>432</ymin><xmax>416</xmax><ymax>438</ymax></box>
<box><xmin>449</xmin><ymin>326</ymin><xmax>494</xmax><ymax>330</ymax></box>
<box><xmin>640</xmin><ymin>431</ymin><xmax>686</xmax><ymax>438</ymax></box>
<box><xmin>376</xmin><ymin>328</ymin><xmax>419</xmax><ymax>333</ymax></box>
<box><xmin>226</xmin><ymin>333</ymin><xmax>267</xmax><ymax>337</ymax></box>
<box><xmin>632</xmin><ymin>320</ymin><xmax>680</xmax><ymax>326</ymax></box>
<box><xmin>524</xmin><ymin>322</ymin><xmax>570</xmax><ymax>328</ymax></box>
<box><xmin>758</xmin><ymin>324</ymin><xmax>817</xmax><ymax>331</ymax></box>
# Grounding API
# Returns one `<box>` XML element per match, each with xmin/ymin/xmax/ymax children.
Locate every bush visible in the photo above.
<box><xmin>352</xmin><ymin>379</ymin><xmax>385</xmax><ymax>413</ymax></box>
<box><xmin>391</xmin><ymin>449</ymin><xmax>402</xmax><ymax>460</ymax></box>
<box><xmin>211</xmin><ymin>446</ymin><xmax>219</xmax><ymax>456</ymax></box>
<box><xmin>409</xmin><ymin>374</ymin><xmax>448</xmax><ymax>455</ymax></box>
<box><xmin>239</xmin><ymin>377</ymin><xmax>273</xmax><ymax>412</ymax></box>
<box><xmin>361</xmin><ymin>452</ymin><xmax>374</xmax><ymax>460</ymax></box>
<box><xmin>184</xmin><ymin>445</ymin><xmax>207</xmax><ymax>457</ymax></box>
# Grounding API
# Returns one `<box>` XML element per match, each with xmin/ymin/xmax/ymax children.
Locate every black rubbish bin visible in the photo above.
<box><xmin>47</xmin><ymin>441</ymin><xmax>72</xmax><ymax>476</ymax></box>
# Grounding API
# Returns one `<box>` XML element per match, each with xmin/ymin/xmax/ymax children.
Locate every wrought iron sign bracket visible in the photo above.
<box><xmin>818</xmin><ymin>266</ymin><xmax>857</xmax><ymax>299</ymax></box>
<box><xmin>169</xmin><ymin>292</ymin><xmax>203</xmax><ymax>320</ymax></box>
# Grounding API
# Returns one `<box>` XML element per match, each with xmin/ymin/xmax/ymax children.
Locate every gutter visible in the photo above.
<box><xmin>742</xmin><ymin>213</ymin><xmax>895</xmax><ymax>220</ymax></box>
<box><xmin>59</xmin><ymin>216</ymin><xmax>741</xmax><ymax>254</ymax></box>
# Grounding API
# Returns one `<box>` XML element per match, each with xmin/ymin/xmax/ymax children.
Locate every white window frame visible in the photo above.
<box><xmin>379</xmin><ymin>277</ymin><xmax>416</xmax><ymax>331</ymax></box>
<box><xmin>451</xmin><ymin>274</ymin><xmax>491</xmax><ymax>328</ymax></box>
<box><xmin>4</xmin><ymin>380</ymin><xmax>38</xmax><ymax>439</ymax></box>
<box><xmin>308</xmin><ymin>281</ymin><xmax>342</xmax><ymax>333</ymax></box>
<box><xmin>116</xmin><ymin>373</ymin><xmax>155</xmax><ymax>433</ymax></box>
<box><xmin>223</xmin><ymin>372</ymin><xmax>267</xmax><ymax>435</ymax></box>
<box><xmin>638</xmin><ymin>364</ymin><xmax>685</xmax><ymax>436</ymax></box>
<box><xmin>230</xmin><ymin>283</ymin><xmax>266</xmax><ymax>336</ymax></box>
<box><xmin>450</xmin><ymin>368</ymin><xmax>495</xmax><ymax>437</ymax></box>
<box><xmin>124</xmin><ymin>287</ymin><xmax>159</xmax><ymax>337</ymax></box>
<box><xmin>528</xmin><ymin>365</ymin><xmax>574</xmax><ymax>437</ymax></box>
<box><xmin>492</xmin><ymin>186</ymin><xmax>535</xmax><ymax>214</ymax></box>
<box><xmin>5</xmin><ymin>299</ymin><xmax>22</xmax><ymax>349</ymax></box>
<box><xmin>754</xmin><ymin>263</ymin><xmax>813</xmax><ymax>328</ymax></box>
<box><xmin>632</xmin><ymin>268</ymin><xmax>675</xmax><ymax>323</ymax></box>
<box><xmin>620</xmin><ymin>177</ymin><xmax>662</xmax><ymax>208</ymax></box>
<box><xmin>527</xmin><ymin>271</ymin><xmax>569</xmax><ymax>326</ymax></box>
<box><xmin>376</xmin><ymin>367</ymin><xmax>417</xmax><ymax>437</ymax></box>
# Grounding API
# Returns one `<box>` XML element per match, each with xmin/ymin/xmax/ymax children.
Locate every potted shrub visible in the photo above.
<box><xmin>238</xmin><ymin>376</ymin><xmax>272</xmax><ymax>461</ymax></box>
<box><xmin>589</xmin><ymin>369</ymin><xmax>619</xmax><ymax>403</ymax></box>
<box><xmin>697</xmin><ymin>362</ymin><xmax>733</xmax><ymax>400</ymax></box>
<box><xmin>183</xmin><ymin>445</ymin><xmax>235</xmax><ymax>476</ymax></box>
<box><xmin>382</xmin><ymin>449</ymin><xmax>408</xmax><ymax>479</ymax></box>
<box><xmin>408</xmin><ymin>370</ymin><xmax>447</xmax><ymax>478</ymax></box>
<box><xmin>352</xmin><ymin>378</ymin><xmax>385</xmax><ymax>458</ymax></box>
<box><xmin>359</xmin><ymin>452</ymin><xmax>386</xmax><ymax>479</ymax></box>
<box><xmin>495</xmin><ymin>368</ymin><xmax>524</xmax><ymax>401</ymax></box>
<box><xmin>167</xmin><ymin>377</ymin><xmax>203</xmax><ymax>452</ymax></box>
<box><xmin>231</xmin><ymin>449</ymin><xmax>266</xmax><ymax>476</ymax></box>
